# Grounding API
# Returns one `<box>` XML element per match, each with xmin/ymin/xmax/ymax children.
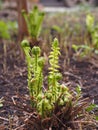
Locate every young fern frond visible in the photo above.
<box><xmin>21</xmin><ymin>40</ymin><xmax>33</xmax><ymax>97</ymax></box>
<box><xmin>48</xmin><ymin>38</ymin><xmax>62</xmax><ymax>102</ymax></box>
<box><xmin>34</xmin><ymin>12</ymin><xmax>44</xmax><ymax>38</ymax></box>
<box><xmin>31</xmin><ymin>47</ymin><xmax>44</xmax><ymax>96</ymax></box>
<box><xmin>21</xmin><ymin>40</ymin><xmax>44</xmax><ymax>107</ymax></box>
<box><xmin>49</xmin><ymin>38</ymin><xmax>60</xmax><ymax>74</ymax></box>
<box><xmin>22</xmin><ymin>6</ymin><xmax>45</xmax><ymax>39</ymax></box>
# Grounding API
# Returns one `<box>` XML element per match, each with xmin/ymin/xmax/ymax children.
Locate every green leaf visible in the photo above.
<box><xmin>72</xmin><ymin>44</ymin><xmax>79</xmax><ymax>51</ymax></box>
<box><xmin>76</xmin><ymin>85</ymin><xmax>81</xmax><ymax>95</ymax></box>
<box><xmin>86</xmin><ymin>104</ymin><xmax>97</xmax><ymax>112</ymax></box>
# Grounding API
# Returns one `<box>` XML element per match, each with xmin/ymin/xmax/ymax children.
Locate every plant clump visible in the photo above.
<box><xmin>72</xmin><ymin>13</ymin><xmax>98</xmax><ymax>59</ymax></box>
<box><xmin>21</xmin><ymin>38</ymin><xmax>98</xmax><ymax>129</ymax></box>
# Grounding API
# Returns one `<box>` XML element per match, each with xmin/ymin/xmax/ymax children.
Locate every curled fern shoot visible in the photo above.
<box><xmin>31</xmin><ymin>47</ymin><xmax>44</xmax><ymax>97</ymax></box>
<box><xmin>21</xmin><ymin>40</ymin><xmax>32</xmax><ymax>96</ymax></box>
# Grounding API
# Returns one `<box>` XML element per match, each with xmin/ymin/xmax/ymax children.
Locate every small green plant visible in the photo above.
<box><xmin>21</xmin><ymin>40</ymin><xmax>44</xmax><ymax>108</ymax></box>
<box><xmin>22</xmin><ymin>6</ymin><xmax>45</xmax><ymax>40</ymax></box>
<box><xmin>72</xmin><ymin>44</ymin><xmax>92</xmax><ymax>59</ymax></box>
<box><xmin>72</xmin><ymin>14</ymin><xmax>98</xmax><ymax>59</ymax></box>
<box><xmin>86</xmin><ymin>14</ymin><xmax>98</xmax><ymax>51</ymax></box>
<box><xmin>21</xmin><ymin>38</ymin><xmax>72</xmax><ymax>117</ymax></box>
<box><xmin>21</xmin><ymin>38</ymin><xmax>97</xmax><ymax>128</ymax></box>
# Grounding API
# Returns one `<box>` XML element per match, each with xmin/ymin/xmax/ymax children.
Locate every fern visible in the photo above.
<box><xmin>31</xmin><ymin>47</ymin><xmax>44</xmax><ymax>97</ymax></box>
<box><xmin>22</xmin><ymin>6</ymin><xmax>45</xmax><ymax>39</ymax></box>
<box><xmin>21</xmin><ymin>38</ymin><xmax>72</xmax><ymax>117</ymax></box>
<box><xmin>48</xmin><ymin>38</ymin><xmax>62</xmax><ymax>102</ymax></box>
<box><xmin>21</xmin><ymin>40</ymin><xmax>32</xmax><ymax>95</ymax></box>
<box><xmin>21</xmin><ymin>38</ymin><xmax>96</xmax><ymax>125</ymax></box>
<box><xmin>21</xmin><ymin>40</ymin><xmax>44</xmax><ymax>107</ymax></box>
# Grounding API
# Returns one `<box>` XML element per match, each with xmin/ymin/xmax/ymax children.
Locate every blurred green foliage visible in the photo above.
<box><xmin>0</xmin><ymin>0</ymin><xmax>3</xmax><ymax>9</ymax></box>
<box><xmin>0</xmin><ymin>20</ymin><xmax>18</xmax><ymax>40</ymax></box>
<box><xmin>0</xmin><ymin>20</ymin><xmax>10</xmax><ymax>39</ymax></box>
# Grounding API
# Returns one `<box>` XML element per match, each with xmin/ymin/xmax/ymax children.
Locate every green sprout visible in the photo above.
<box><xmin>48</xmin><ymin>38</ymin><xmax>62</xmax><ymax>102</ymax></box>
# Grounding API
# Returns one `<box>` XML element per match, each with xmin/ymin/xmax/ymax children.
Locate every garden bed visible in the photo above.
<box><xmin>0</xmin><ymin>4</ymin><xmax>98</xmax><ymax>130</ymax></box>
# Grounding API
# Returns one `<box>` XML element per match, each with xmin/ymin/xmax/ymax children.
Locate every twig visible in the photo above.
<box><xmin>0</xmin><ymin>116</ymin><xmax>9</xmax><ymax>121</ymax></box>
<box><xmin>11</xmin><ymin>96</ymin><xmax>16</xmax><ymax>105</ymax></box>
<box><xmin>14</xmin><ymin>124</ymin><xmax>25</xmax><ymax>130</ymax></box>
<box><xmin>64</xmin><ymin>72</ymin><xmax>81</xmax><ymax>80</ymax></box>
<box><xmin>67</xmin><ymin>120</ymin><xmax>96</xmax><ymax>125</ymax></box>
<box><xmin>53</xmin><ymin>114</ymin><xmax>66</xmax><ymax>128</ymax></box>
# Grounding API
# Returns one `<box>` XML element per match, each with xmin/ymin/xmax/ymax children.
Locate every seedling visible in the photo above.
<box><xmin>72</xmin><ymin>44</ymin><xmax>92</xmax><ymax>59</ymax></box>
